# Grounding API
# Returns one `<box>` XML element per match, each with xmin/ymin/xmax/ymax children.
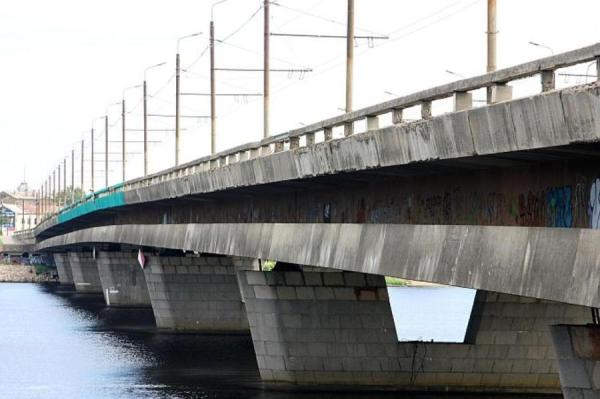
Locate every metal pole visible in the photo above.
<box><xmin>71</xmin><ymin>149</ymin><xmax>75</xmax><ymax>205</ymax></box>
<box><xmin>263</xmin><ymin>0</ymin><xmax>270</xmax><ymax>138</ymax></box>
<box><xmin>346</xmin><ymin>0</ymin><xmax>354</xmax><ymax>113</ymax></box>
<box><xmin>487</xmin><ymin>0</ymin><xmax>497</xmax><ymax>73</ymax></box>
<box><xmin>52</xmin><ymin>169</ymin><xmax>56</xmax><ymax>208</ymax></box>
<box><xmin>35</xmin><ymin>191</ymin><xmax>38</xmax><ymax>224</ymax></box>
<box><xmin>143</xmin><ymin>80</ymin><xmax>148</xmax><ymax>176</ymax></box>
<box><xmin>63</xmin><ymin>157</ymin><xmax>67</xmax><ymax>206</ymax></box>
<box><xmin>175</xmin><ymin>53</ymin><xmax>180</xmax><ymax>165</ymax></box>
<box><xmin>57</xmin><ymin>163</ymin><xmax>61</xmax><ymax>207</ymax></box>
<box><xmin>105</xmin><ymin>115</ymin><xmax>109</xmax><ymax>188</ymax></box>
<box><xmin>90</xmin><ymin>128</ymin><xmax>95</xmax><ymax>192</ymax></box>
<box><xmin>81</xmin><ymin>139</ymin><xmax>84</xmax><ymax>199</ymax></box>
<box><xmin>122</xmin><ymin>99</ymin><xmax>126</xmax><ymax>182</ymax></box>
<box><xmin>210</xmin><ymin>20</ymin><xmax>217</xmax><ymax>154</ymax></box>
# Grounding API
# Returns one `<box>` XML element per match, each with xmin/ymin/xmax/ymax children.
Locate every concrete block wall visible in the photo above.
<box><xmin>52</xmin><ymin>253</ymin><xmax>73</xmax><ymax>285</ymax></box>
<box><xmin>68</xmin><ymin>252</ymin><xmax>102</xmax><ymax>293</ymax></box>
<box><xmin>96</xmin><ymin>251</ymin><xmax>151</xmax><ymax>307</ymax></box>
<box><xmin>143</xmin><ymin>255</ymin><xmax>254</xmax><ymax>332</ymax></box>
<box><xmin>550</xmin><ymin>324</ymin><xmax>600</xmax><ymax>399</ymax></box>
<box><xmin>238</xmin><ymin>270</ymin><xmax>590</xmax><ymax>392</ymax></box>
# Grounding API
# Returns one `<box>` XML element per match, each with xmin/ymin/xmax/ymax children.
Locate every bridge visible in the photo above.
<box><xmin>7</xmin><ymin>43</ymin><xmax>600</xmax><ymax>397</ymax></box>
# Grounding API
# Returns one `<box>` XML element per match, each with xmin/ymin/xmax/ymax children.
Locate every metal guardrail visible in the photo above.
<box><xmin>29</xmin><ymin>42</ymin><xmax>600</xmax><ymax>234</ymax></box>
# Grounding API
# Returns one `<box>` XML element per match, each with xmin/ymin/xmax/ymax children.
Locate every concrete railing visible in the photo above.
<box><xmin>37</xmin><ymin>42</ymin><xmax>600</xmax><ymax>229</ymax></box>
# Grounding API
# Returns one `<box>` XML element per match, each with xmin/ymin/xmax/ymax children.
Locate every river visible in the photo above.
<box><xmin>0</xmin><ymin>283</ymin><xmax>553</xmax><ymax>398</ymax></box>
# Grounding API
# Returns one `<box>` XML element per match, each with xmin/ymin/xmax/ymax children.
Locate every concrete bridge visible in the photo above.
<box><xmin>9</xmin><ymin>43</ymin><xmax>600</xmax><ymax>396</ymax></box>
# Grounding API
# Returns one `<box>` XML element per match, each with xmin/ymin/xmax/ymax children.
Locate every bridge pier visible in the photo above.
<box><xmin>52</xmin><ymin>253</ymin><xmax>73</xmax><ymax>286</ymax></box>
<box><xmin>96</xmin><ymin>251</ymin><xmax>151</xmax><ymax>307</ymax></box>
<box><xmin>550</xmin><ymin>324</ymin><xmax>600</xmax><ymax>399</ymax></box>
<box><xmin>68</xmin><ymin>252</ymin><xmax>102</xmax><ymax>293</ymax></box>
<box><xmin>238</xmin><ymin>268</ymin><xmax>590</xmax><ymax>392</ymax></box>
<box><xmin>143</xmin><ymin>254</ymin><xmax>256</xmax><ymax>332</ymax></box>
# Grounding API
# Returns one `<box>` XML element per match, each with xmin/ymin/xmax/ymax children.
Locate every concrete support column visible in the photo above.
<box><xmin>143</xmin><ymin>254</ymin><xmax>255</xmax><ymax>332</ymax></box>
<box><xmin>96</xmin><ymin>251</ymin><xmax>151</xmax><ymax>307</ymax></box>
<box><xmin>238</xmin><ymin>268</ymin><xmax>592</xmax><ymax>391</ymax></box>
<box><xmin>238</xmin><ymin>269</ymin><xmax>398</xmax><ymax>385</ymax></box>
<box><xmin>53</xmin><ymin>253</ymin><xmax>73</xmax><ymax>285</ymax></box>
<box><xmin>551</xmin><ymin>324</ymin><xmax>600</xmax><ymax>398</ymax></box>
<box><xmin>68</xmin><ymin>252</ymin><xmax>102</xmax><ymax>293</ymax></box>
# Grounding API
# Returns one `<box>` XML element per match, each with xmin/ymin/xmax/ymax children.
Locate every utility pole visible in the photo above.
<box><xmin>105</xmin><ymin>115</ymin><xmax>109</xmax><ymax>188</ymax></box>
<box><xmin>263</xmin><ymin>0</ymin><xmax>270</xmax><ymax>138</ymax></box>
<box><xmin>90</xmin><ymin>128</ymin><xmax>95</xmax><ymax>192</ymax></box>
<box><xmin>52</xmin><ymin>169</ymin><xmax>56</xmax><ymax>209</ymax></box>
<box><xmin>122</xmin><ymin>99</ymin><xmax>126</xmax><ymax>182</ymax></box>
<box><xmin>346</xmin><ymin>0</ymin><xmax>354</xmax><ymax>113</ymax></box>
<box><xmin>63</xmin><ymin>157</ymin><xmax>67</xmax><ymax>206</ymax></box>
<box><xmin>57</xmin><ymin>164</ymin><xmax>62</xmax><ymax>208</ymax></box>
<box><xmin>175</xmin><ymin>52</ymin><xmax>181</xmax><ymax>164</ymax></box>
<box><xmin>210</xmin><ymin>19</ymin><xmax>217</xmax><ymax>153</ymax></box>
<box><xmin>71</xmin><ymin>149</ymin><xmax>75</xmax><ymax>205</ymax></box>
<box><xmin>143</xmin><ymin>80</ymin><xmax>148</xmax><ymax>176</ymax></box>
<box><xmin>81</xmin><ymin>139</ymin><xmax>84</xmax><ymax>199</ymax></box>
<box><xmin>487</xmin><ymin>0</ymin><xmax>497</xmax><ymax>73</ymax></box>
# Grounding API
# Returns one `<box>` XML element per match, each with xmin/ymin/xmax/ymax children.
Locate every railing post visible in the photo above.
<box><xmin>596</xmin><ymin>56</ymin><xmax>600</xmax><ymax>82</ymax></box>
<box><xmin>324</xmin><ymin>127</ymin><xmax>333</xmax><ymax>141</ymax></box>
<box><xmin>344</xmin><ymin>122</ymin><xmax>353</xmax><ymax>136</ymax></box>
<box><xmin>289</xmin><ymin>137</ymin><xmax>300</xmax><ymax>149</ymax></box>
<box><xmin>274</xmin><ymin>141</ymin><xmax>284</xmax><ymax>152</ymax></box>
<box><xmin>260</xmin><ymin>144</ymin><xmax>272</xmax><ymax>156</ymax></box>
<box><xmin>453</xmin><ymin>92</ymin><xmax>473</xmax><ymax>112</ymax></box>
<box><xmin>366</xmin><ymin>115</ymin><xmax>379</xmax><ymax>131</ymax></box>
<box><xmin>541</xmin><ymin>70</ymin><xmax>555</xmax><ymax>92</ymax></box>
<box><xmin>421</xmin><ymin>101</ymin><xmax>432</xmax><ymax>119</ymax></box>
<box><xmin>489</xmin><ymin>83</ymin><xmax>513</xmax><ymax>104</ymax></box>
<box><xmin>305</xmin><ymin>132</ymin><xmax>315</xmax><ymax>146</ymax></box>
<box><xmin>392</xmin><ymin>108</ymin><xmax>403</xmax><ymax>125</ymax></box>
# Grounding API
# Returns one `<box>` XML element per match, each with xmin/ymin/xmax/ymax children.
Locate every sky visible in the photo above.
<box><xmin>1</xmin><ymin>0</ymin><xmax>600</xmax><ymax>192</ymax></box>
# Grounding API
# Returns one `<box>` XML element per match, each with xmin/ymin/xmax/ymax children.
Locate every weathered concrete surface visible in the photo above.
<box><xmin>239</xmin><ymin>269</ymin><xmax>590</xmax><ymax>391</ymax></box>
<box><xmin>53</xmin><ymin>253</ymin><xmax>73</xmax><ymax>285</ymax></box>
<box><xmin>551</xmin><ymin>324</ymin><xmax>600</xmax><ymax>399</ymax></box>
<box><xmin>35</xmin><ymin>223</ymin><xmax>600</xmax><ymax>308</ymax></box>
<box><xmin>35</xmin><ymin>83</ymin><xmax>600</xmax><ymax>237</ymax></box>
<box><xmin>143</xmin><ymin>254</ymin><xmax>254</xmax><ymax>332</ymax></box>
<box><xmin>96</xmin><ymin>251</ymin><xmax>151</xmax><ymax>307</ymax></box>
<box><xmin>68</xmin><ymin>252</ymin><xmax>102</xmax><ymax>293</ymax></box>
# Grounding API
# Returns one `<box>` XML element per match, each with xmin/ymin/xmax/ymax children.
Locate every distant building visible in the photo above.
<box><xmin>0</xmin><ymin>181</ymin><xmax>39</xmax><ymax>236</ymax></box>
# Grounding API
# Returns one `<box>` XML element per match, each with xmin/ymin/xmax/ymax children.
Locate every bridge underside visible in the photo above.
<box><xmin>36</xmin><ymin>222</ymin><xmax>600</xmax><ymax>309</ymax></box>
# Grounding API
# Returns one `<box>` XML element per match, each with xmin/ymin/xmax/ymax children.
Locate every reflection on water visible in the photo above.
<box><xmin>0</xmin><ymin>283</ymin><xmax>554</xmax><ymax>399</ymax></box>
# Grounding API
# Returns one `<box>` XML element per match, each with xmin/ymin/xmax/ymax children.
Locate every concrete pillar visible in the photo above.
<box><xmin>143</xmin><ymin>254</ymin><xmax>255</xmax><ymax>332</ymax></box>
<box><xmin>490</xmin><ymin>84</ymin><xmax>513</xmax><ymax>104</ymax></box>
<box><xmin>238</xmin><ymin>268</ymin><xmax>591</xmax><ymax>391</ymax></box>
<box><xmin>68</xmin><ymin>252</ymin><xmax>102</xmax><ymax>293</ymax></box>
<box><xmin>453</xmin><ymin>91</ymin><xmax>473</xmax><ymax>111</ymax></box>
<box><xmin>96</xmin><ymin>251</ymin><xmax>151</xmax><ymax>307</ymax></box>
<box><xmin>53</xmin><ymin>253</ymin><xmax>73</xmax><ymax>285</ymax></box>
<box><xmin>550</xmin><ymin>324</ymin><xmax>600</xmax><ymax>398</ymax></box>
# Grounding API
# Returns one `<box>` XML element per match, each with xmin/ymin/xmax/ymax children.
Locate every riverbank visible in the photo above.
<box><xmin>0</xmin><ymin>264</ymin><xmax>55</xmax><ymax>283</ymax></box>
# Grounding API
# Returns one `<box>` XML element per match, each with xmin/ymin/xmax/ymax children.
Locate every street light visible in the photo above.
<box><xmin>445</xmin><ymin>70</ymin><xmax>465</xmax><ymax>78</ymax></box>
<box><xmin>90</xmin><ymin>116</ymin><xmax>104</xmax><ymax>192</ymax></box>
<box><xmin>175</xmin><ymin>32</ymin><xmax>202</xmax><ymax>166</ymax></box>
<box><xmin>143</xmin><ymin>62</ymin><xmax>167</xmax><ymax>176</ymax></box>
<box><xmin>528</xmin><ymin>41</ymin><xmax>554</xmax><ymax>55</ymax></box>
<box><xmin>210</xmin><ymin>0</ymin><xmax>232</xmax><ymax>155</ymax></box>
<box><xmin>104</xmin><ymin>102</ymin><xmax>121</xmax><ymax>188</ymax></box>
<box><xmin>122</xmin><ymin>84</ymin><xmax>142</xmax><ymax>182</ymax></box>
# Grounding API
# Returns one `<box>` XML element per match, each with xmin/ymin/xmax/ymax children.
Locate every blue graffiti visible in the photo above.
<box><xmin>546</xmin><ymin>186</ymin><xmax>573</xmax><ymax>228</ymax></box>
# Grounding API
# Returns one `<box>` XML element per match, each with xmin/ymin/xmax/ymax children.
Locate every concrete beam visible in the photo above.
<box><xmin>35</xmin><ymin>222</ymin><xmax>600</xmax><ymax>308</ymax></box>
<box><xmin>96</xmin><ymin>251</ymin><xmax>151</xmax><ymax>307</ymax></box>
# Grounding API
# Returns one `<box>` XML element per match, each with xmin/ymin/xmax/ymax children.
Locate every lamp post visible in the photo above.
<box><xmin>211</xmin><ymin>0</ymin><xmax>231</xmax><ymax>153</ymax></box>
<box><xmin>91</xmin><ymin>117</ymin><xmax>104</xmax><ymax>193</ymax></box>
<box><xmin>143</xmin><ymin>62</ymin><xmax>167</xmax><ymax>176</ymax></box>
<box><xmin>176</xmin><ymin>32</ymin><xmax>202</xmax><ymax>165</ymax></box>
<box><xmin>528</xmin><ymin>41</ymin><xmax>554</xmax><ymax>55</ymax></box>
<box><xmin>105</xmin><ymin>102</ymin><xmax>121</xmax><ymax>188</ymax></box>
<box><xmin>121</xmin><ymin>84</ymin><xmax>142</xmax><ymax>182</ymax></box>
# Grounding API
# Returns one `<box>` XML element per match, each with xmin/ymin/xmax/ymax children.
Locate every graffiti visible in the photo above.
<box><xmin>517</xmin><ymin>191</ymin><xmax>544</xmax><ymax>227</ymax></box>
<box><xmin>370</xmin><ymin>206</ymin><xmax>396</xmax><ymax>223</ymax></box>
<box><xmin>546</xmin><ymin>186</ymin><xmax>573</xmax><ymax>227</ymax></box>
<box><xmin>323</xmin><ymin>203</ymin><xmax>331</xmax><ymax>223</ymax></box>
<box><xmin>589</xmin><ymin>179</ymin><xmax>600</xmax><ymax>229</ymax></box>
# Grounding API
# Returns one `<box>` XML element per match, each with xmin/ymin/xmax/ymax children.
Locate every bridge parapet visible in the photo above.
<box><xmin>34</xmin><ymin>43</ymin><xmax>600</xmax><ymax>236</ymax></box>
